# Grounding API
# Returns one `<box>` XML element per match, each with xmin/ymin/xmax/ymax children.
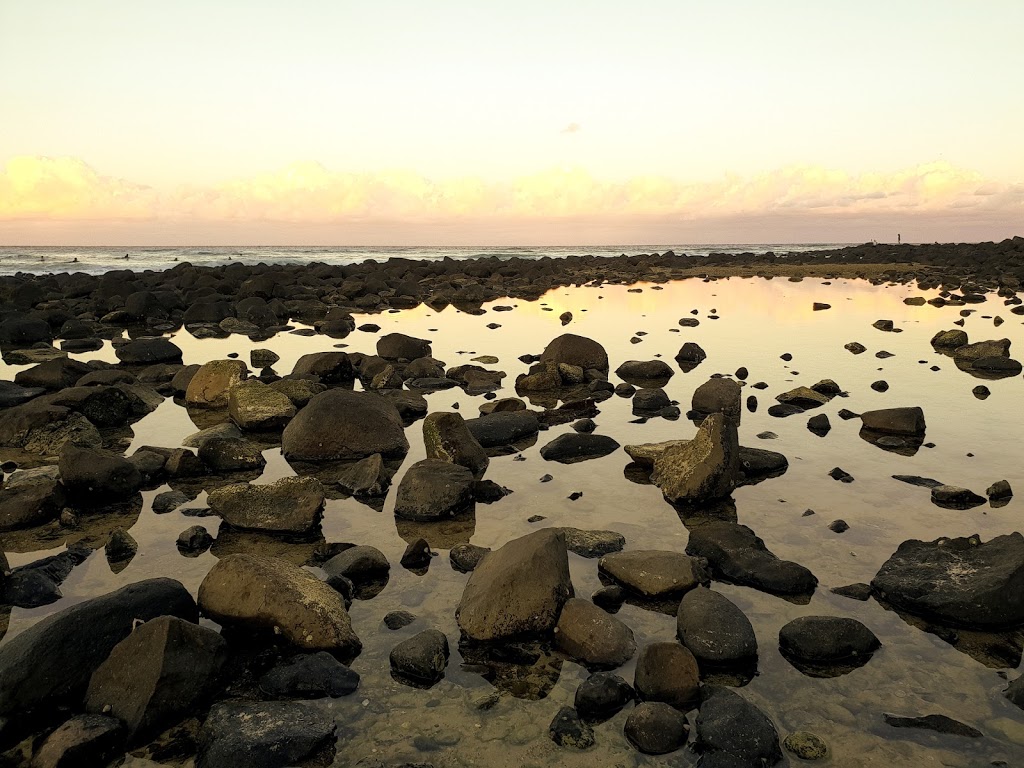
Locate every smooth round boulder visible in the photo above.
<box><xmin>322</xmin><ymin>545</ymin><xmax>390</xmax><ymax>581</ymax></box>
<box><xmin>615</xmin><ymin>359</ymin><xmax>674</xmax><ymax>385</ymax></box>
<box><xmin>574</xmin><ymin>672</ymin><xmax>634</xmax><ymax>723</ymax></box>
<box><xmin>778</xmin><ymin>616</ymin><xmax>880</xmax><ymax>664</ymax></box>
<box><xmin>282</xmin><ymin>389</ymin><xmax>409</xmax><ymax>462</ymax></box>
<box><xmin>624</xmin><ymin>702</ymin><xmax>688</xmax><ymax>755</ymax></box>
<box><xmin>677</xmin><ymin>587</ymin><xmax>757</xmax><ymax>667</ymax></box>
<box><xmin>555</xmin><ymin>598</ymin><xmax>636</xmax><ymax>668</ymax></box>
<box><xmin>389</xmin><ymin>629</ymin><xmax>450</xmax><ymax>685</ymax></box>
<box><xmin>540</xmin><ymin>333</ymin><xmax>609</xmax><ymax>373</ymax></box>
<box><xmin>634</xmin><ymin>642</ymin><xmax>700</xmax><ymax>711</ymax></box>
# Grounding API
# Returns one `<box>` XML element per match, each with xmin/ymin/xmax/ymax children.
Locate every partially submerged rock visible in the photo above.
<box><xmin>677</xmin><ymin>587</ymin><xmax>758</xmax><ymax>668</ymax></box>
<box><xmin>650</xmin><ymin>413</ymin><xmax>739</xmax><ymax>504</ymax></box>
<box><xmin>207</xmin><ymin>476</ymin><xmax>325</xmax><ymax>533</ymax></box>
<box><xmin>198</xmin><ymin>701</ymin><xmax>336</xmax><ymax>768</ymax></box>
<box><xmin>422</xmin><ymin>411</ymin><xmax>489</xmax><ymax>478</ymax></box>
<box><xmin>393</xmin><ymin>459</ymin><xmax>475</xmax><ymax>520</ymax></box>
<box><xmin>598</xmin><ymin>550</ymin><xmax>709</xmax><ymax>599</ymax></box>
<box><xmin>555</xmin><ymin>598</ymin><xmax>636</xmax><ymax>668</ymax></box>
<box><xmin>282</xmin><ymin>389</ymin><xmax>409</xmax><ymax>461</ymax></box>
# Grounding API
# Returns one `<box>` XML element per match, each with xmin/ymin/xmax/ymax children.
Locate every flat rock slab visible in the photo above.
<box><xmin>686</xmin><ymin>521</ymin><xmax>818</xmax><ymax>597</ymax></box>
<box><xmin>871</xmin><ymin>533</ymin><xmax>1024</xmax><ymax>628</ymax></box>
<box><xmin>883</xmin><ymin>713</ymin><xmax>982</xmax><ymax>738</ymax></box>
<box><xmin>598</xmin><ymin>550</ymin><xmax>709</xmax><ymax>598</ymax></box>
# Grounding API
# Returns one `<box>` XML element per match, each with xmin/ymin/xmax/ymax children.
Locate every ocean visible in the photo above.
<box><xmin>0</xmin><ymin>243</ymin><xmax>851</xmax><ymax>276</ymax></box>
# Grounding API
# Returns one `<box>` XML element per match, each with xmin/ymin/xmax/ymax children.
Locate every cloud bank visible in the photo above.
<box><xmin>1</xmin><ymin>156</ymin><xmax>1021</xmax><ymax>245</ymax></box>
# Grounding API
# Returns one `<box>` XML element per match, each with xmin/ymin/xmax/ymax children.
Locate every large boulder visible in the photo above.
<box><xmin>634</xmin><ymin>642</ymin><xmax>700</xmax><ymax>711</ymax></box>
<box><xmin>778</xmin><ymin>616</ymin><xmax>880</xmax><ymax>666</ymax></box>
<box><xmin>0</xmin><ymin>579</ymin><xmax>197</xmax><ymax>723</ymax></box>
<box><xmin>540</xmin><ymin>334</ymin><xmax>609</xmax><ymax>373</ymax></box>
<box><xmin>676</xmin><ymin>587</ymin><xmax>757</xmax><ymax>668</ymax></box>
<box><xmin>0</xmin><ymin>401</ymin><xmax>102</xmax><ymax>456</ymax></box>
<box><xmin>58</xmin><ymin>444</ymin><xmax>142</xmax><ymax>504</ymax></box>
<box><xmin>393</xmin><ymin>459</ymin><xmax>475</xmax><ymax>521</ymax></box>
<box><xmin>198</xmin><ymin>554</ymin><xmax>361</xmax><ymax>655</ymax></box>
<box><xmin>207</xmin><ymin>477</ymin><xmax>325</xmax><ymax>533</ymax></box>
<box><xmin>282</xmin><ymin>389</ymin><xmax>409</xmax><ymax>462</ymax></box>
<box><xmin>422</xmin><ymin>411</ymin><xmax>489</xmax><ymax>478</ymax></box>
<box><xmin>555</xmin><ymin>598</ymin><xmax>636</xmax><ymax>668</ymax></box>
<box><xmin>115</xmin><ymin>337</ymin><xmax>183</xmax><ymax>366</ymax></box>
<box><xmin>84</xmin><ymin>616</ymin><xmax>227</xmax><ymax>741</ymax></box>
<box><xmin>0</xmin><ymin>314</ymin><xmax>52</xmax><ymax>346</ymax></box>
<box><xmin>457</xmin><ymin>529</ymin><xmax>574</xmax><ymax>642</ymax></box>
<box><xmin>598</xmin><ymin>550</ymin><xmax>709</xmax><ymax>599</ymax></box>
<box><xmin>291</xmin><ymin>352</ymin><xmax>354</xmax><ymax>385</ymax></box>
<box><xmin>871</xmin><ymin>533</ymin><xmax>1024</xmax><ymax>628</ymax></box>
<box><xmin>185</xmin><ymin>360</ymin><xmax>248</xmax><ymax>409</ymax></box>
<box><xmin>465</xmin><ymin>410</ymin><xmax>540</xmax><ymax>448</ymax></box>
<box><xmin>0</xmin><ymin>468</ymin><xmax>66</xmax><ymax>531</ymax></box>
<box><xmin>651</xmin><ymin>413</ymin><xmax>740</xmax><ymax>504</ymax></box>
<box><xmin>686</xmin><ymin>521</ymin><xmax>818</xmax><ymax>596</ymax></box>
<box><xmin>691</xmin><ymin>378</ymin><xmax>742</xmax><ymax>423</ymax></box>
<box><xmin>228</xmin><ymin>379</ymin><xmax>295</xmax><ymax>431</ymax></box>
<box><xmin>14</xmin><ymin>358</ymin><xmax>91</xmax><ymax>391</ymax></box>
<box><xmin>859</xmin><ymin>407</ymin><xmax>926</xmax><ymax>435</ymax></box>
<box><xmin>377</xmin><ymin>333</ymin><xmax>432</xmax><ymax>360</ymax></box>
<box><xmin>198</xmin><ymin>701</ymin><xmax>336</xmax><ymax>768</ymax></box>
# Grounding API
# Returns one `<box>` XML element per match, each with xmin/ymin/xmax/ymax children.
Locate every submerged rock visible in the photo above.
<box><xmin>625</xmin><ymin>702</ymin><xmax>688</xmax><ymax>755</ymax></box>
<box><xmin>456</xmin><ymin>529</ymin><xmax>573</xmax><ymax>642</ymax></box>
<box><xmin>198</xmin><ymin>701</ymin><xmax>336</xmax><ymax>768</ymax></box>
<box><xmin>883</xmin><ymin>713</ymin><xmax>982</xmax><ymax>738</ymax></box>
<box><xmin>575</xmin><ymin>672</ymin><xmax>635</xmax><ymax>723</ymax></box>
<box><xmin>634</xmin><ymin>642</ymin><xmax>700</xmax><ymax>711</ymax></box>
<box><xmin>548</xmin><ymin>706</ymin><xmax>595</xmax><ymax>750</ymax></box>
<box><xmin>778</xmin><ymin>616</ymin><xmax>880</xmax><ymax>666</ymax></box>
<box><xmin>695</xmin><ymin>687</ymin><xmax>782</xmax><ymax>766</ymax></box>
<box><xmin>390</xmin><ymin>629</ymin><xmax>450</xmax><ymax>685</ymax></box>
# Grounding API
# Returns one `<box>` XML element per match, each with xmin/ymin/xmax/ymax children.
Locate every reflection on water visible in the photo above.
<box><xmin>2</xmin><ymin>276</ymin><xmax>1024</xmax><ymax>765</ymax></box>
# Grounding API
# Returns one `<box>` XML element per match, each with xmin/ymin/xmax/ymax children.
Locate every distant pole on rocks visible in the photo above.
<box><xmin>897</xmin><ymin>233</ymin><xmax>901</xmax><ymax>244</ymax></box>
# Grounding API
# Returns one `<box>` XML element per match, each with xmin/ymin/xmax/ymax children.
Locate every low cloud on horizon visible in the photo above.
<box><xmin>1</xmin><ymin>156</ymin><xmax>1021</xmax><ymax>246</ymax></box>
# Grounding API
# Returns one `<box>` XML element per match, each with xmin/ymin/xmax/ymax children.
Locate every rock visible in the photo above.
<box><xmin>422</xmin><ymin>411</ymin><xmax>489</xmax><ymax>478</ymax></box>
<box><xmin>883</xmin><ymin>713</ymin><xmax>982</xmax><ymax>738</ymax></box>
<box><xmin>0</xmin><ymin>469</ymin><xmax>66</xmax><ymax>531</ymax></box>
<box><xmin>783</xmin><ymin>731</ymin><xmax>829</xmax><ymax>760</ymax></box>
<box><xmin>632</xmin><ymin>388</ymin><xmax>671</xmax><ymax>415</ymax></box>
<box><xmin>624</xmin><ymin>702</ymin><xmax>688</xmax><ymax>755</ymax></box>
<box><xmin>540</xmin><ymin>333</ymin><xmax>609</xmax><ymax>373</ymax></box>
<box><xmin>377</xmin><ymin>332</ymin><xmax>432</xmax><ymax>360</ymax></box>
<box><xmin>634</xmin><ymin>642</ymin><xmax>700</xmax><ymax>711</ymax></box>
<box><xmin>807</xmin><ymin>413</ymin><xmax>831</xmax><ymax>435</ymax></box>
<box><xmin>953</xmin><ymin>338</ymin><xmax>1011</xmax><ymax>364</ymax></box>
<box><xmin>686</xmin><ymin>521</ymin><xmax>818</xmax><ymax>596</ymax></box>
<box><xmin>812</xmin><ymin>302</ymin><xmax>830</xmax><ymax>311</ymax></box>
<box><xmin>539</xmin><ymin>433</ymin><xmax>620</xmax><ymax>463</ymax></box>
<box><xmin>931</xmin><ymin>329</ymin><xmax>969</xmax><ymax>349</ymax></box>
<box><xmin>871</xmin><ymin>533</ymin><xmax>1024</xmax><ymax>628</ymax></box>
<box><xmin>465</xmin><ymin>410</ymin><xmax>540</xmax><ymax>448</ymax></box>
<box><xmin>860</xmin><ymin>407</ymin><xmax>926</xmax><ymax>435</ymax></box>
<box><xmin>250</xmin><ymin>348</ymin><xmax>280</xmax><ymax>369</ymax></box>
<box><xmin>29</xmin><ymin>714</ymin><xmax>125</xmax><ymax>768</ymax></box>
<box><xmin>829</xmin><ymin>519</ymin><xmax>850</xmax><ymax>533</ymax></box>
<box><xmin>776</xmin><ymin>386</ymin><xmax>830</xmax><ymax>409</ymax></box>
<box><xmin>456</xmin><ymin>529</ymin><xmax>573</xmax><ymax>642</ymax></box>
<box><xmin>845</xmin><ymin>342</ymin><xmax>867</xmax><ymax>354</ymax></box>
<box><xmin>675</xmin><ymin>342</ymin><xmax>706</xmax><ymax>371</ymax></box>
<box><xmin>574</xmin><ymin>672</ymin><xmax>634</xmax><ymax>723</ymax></box>
<box><xmin>114</xmin><ymin>337</ymin><xmax>182</xmax><ymax>365</ymax></box>
<box><xmin>58</xmin><ymin>444</ymin><xmax>142</xmax><ymax>504</ymax></box>
<box><xmin>831</xmin><ymin>583</ymin><xmax>873</xmax><ymax>601</ymax></box>
<box><xmin>290</xmin><ymin>351</ymin><xmax>354</xmax><ymax>385</ymax></box>
<box><xmin>259</xmin><ymin>652</ymin><xmax>359</xmax><ymax>698</ymax></box>
<box><xmin>198</xmin><ymin>701</ymin><xmax>336</xmax><ymax>768</ymax></box>
<box><xmin>198</xmin><ymin>554</ymin><xmax>361</xmax><ymax>654</ymax></box>
<box><xmin>336</xmin><ymin>454</ymin><xmax>390</xmax><ymax>497</ymax></box>
<box><xmin>228</xmin><ymin>379</ymin><xmax>295</xmax><ymax>431</ymax></box>
<box><xmin>185</xmin><ymin>360</ymin><xmax>248</xmax><ymax>408</ymax></box>
<box><xmin>198</xmin><ymin>437</ymin><xmax>266</xmax><ymax>472</ymax></box>
<box><xmin>650</xmin><ymin>413</ymin><xmax>740</xmax><ymax>504</ymax></box>
<box><xmin>104</xmin><ymin>527</ymin><xmax>138</xmax><ymax>564</ymax></box>
<box><xmin>988</xmin><ymin>480</ymin><xmax>1013</xmax><ymax>501</ymax></box>
<box><xmin>873</xmin><ymin>319</ymin><xmax>894</xmax><ymax>331</ymax></box>
<box><xmin>151</xmin><ymin>489</ymin><xmax>189</xmax><ymax>515</ymax></box>
<box><xmin>676</xmin><ymin>587</ymin><xmax>757</xmax><ymax>668</ymax></box>
<box><xmin>930</xmin><ymin>484</ymin><xmax>986</xmax><ymax>509</ymax></box>
<box><xmin>0</xmin><ymin>314</ymin><xmax>52</xmax><ymax>346</ymax></box>
<box><xmin>207</xmin><ymin>477</ymin><xmax>325</xmax><ymax>533</ymax></box>
<box><xmin>548</xmin><ymin>706</ymin><xmax>595</xmax><ymax>749</ymax></box>
<box><xmin>390</xmin><ymin>629</ymin><xmax>450</xmax><ymax>685</ymax></box>
<box><xmin>268</xmin><ymin>378</ymin><xmax>326</xmax><ymax>408</ymax></box>
<box><xmin>15</xmin><ymin>358</ymin><xmax>91</xmax><ymax>391</ymax></box>
<box><xmin>177</xmin><ymin>525</ymin><xmax>213</xmax><ymax>553</ymax></box>
<box><xmin>0</xmin><ymin>380</ymin><xmax>46</xmax><ymax>408</ymax></box>
<box><xmin>829</xmin><ymin>467</ymin><xmax>854</xmax><ymax>483</ymax></box>
<box><xmin>164</xmin><ymin>448</ymin><xmax>204</xmax><ymax>478</ymax></box>
<box><xmin>4</xmin><ymin>546</ymin><xmax>89</xmax><ymax>608</ymax></box>
<box><xmin>383</xmin><ymin>611</ymin><xmax>417</xmax><ymax>630</ymax></box>
<box><xmin>0</xmin><ymin>579</ymin><xmax>197</xmax><ymax>723</ymax></box>
<box><xmin>778</xmin><ymin>616</ymin><xmax>880</xmax><ymax>666</ymax></box>
<box><xmin>616</xmin><ymin>359</ymin><xmax>674</xmax><ymax>385</ymax></box>
<box><xmin>282</xmin><ymin>389</ymin><xmax>409</xmax><ymax>461</ymax></box>
<box><xmin>555</xmin><ymin>598</ymin><xmax>636</xmax><ymax>668</ymax></box>
<box><xmin>973</xmin><ymin>385</ymin><xmax>991</xmax><ymax>399</ymax></box>
<box><xmin>559</xmin><ymin>527</ymin><xmax>625</xmax><ymax>558</ymax></box>
<box><xmin>450</xmin><ymin>543</ymin><xmax>490</xmax><ymax>572</ymax></box>
<box><xmin>393</xmin><ymin>459</ymin><xmax>475</xmax><ymax>520</ymax></box>
<box><xmin>691</xmin><ymin>378</ymin><xmax>742</xmax><ymax>422</ymax></box>
<box><xmin>84</xmin><ymin>616</ymin><xmax>226</xmax><ymax>740</ymax></box>
<box><xmin>599</xmin><ymin>550</ymin><xmax>709</xmax><ymax>598</ymax></box>
<box><xmin>322</xmin><ymin>545</ymin><xmax>390</xmax><ymax>581</ymax></box>
<box><xmin>695</xmin><ymin>687</ymin><xmax>782</xmax><ymax>766</ymax></box>
<box><xmin>181</xmin><ymin>422</ymin><xmax>242</xmax><ymax>448</ymax></box>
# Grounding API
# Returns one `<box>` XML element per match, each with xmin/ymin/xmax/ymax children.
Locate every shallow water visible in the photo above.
<box><xmin>3</xmin><ymin>275</ymin><xmax>1024</xmax><ymax>766</ymax></box>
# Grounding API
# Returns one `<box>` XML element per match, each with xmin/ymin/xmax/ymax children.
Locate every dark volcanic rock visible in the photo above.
<box><xmin>58</xmin><ymin>444</ymin><xmax>142</xmax><ymax>503</ymax></box>
<box><xmin>377</xmin><ymin>332</ymin><xmax>432</xmax><ymax>360</ymax></box>
<box><xmin>555</xmin><ymin>598</ymin><xmax>636</xmax><ymax>668</ymax></box>
<box><xmin>456</xmin><ymin>529</ymin><xmax>573</xmax><ymax>642</ymax></box>
<box><xmin>393</xmin><ymin>458</ymin><xmax>475</xmax><ymax>520</ymax></box>
<box><xmin>465</xmin><ymin>410</ymin><xmax>540</xmax><ymax>448</ymax></box>
<box><xmin>548</xmin><ymin>706</ymin><xmax>595</xmax><ymax>749</ymax></box>
<box><xmin>423</xmin><ymin>411</ymin><xmax>489</xmax><ymax>478</ymax></box>
<box><xmin>281</xmin><ymin>389</ymin><xmax>409</xmax><ymax>461</ymax></box>
<box><xmin>677</xmin><ymin>586</ymin><xmax>757</xmax><ymax>668</ymax></box>
<box><xmin>650</xmin><ymin>413</ymin><xmax>740</xmax><ymax>504</ymax></box>
<box><xmin>778</xmin><ymin>616</ymin><xmax>880</xmax><ymax>665</ymax></box>
<box><xmin>930</xmin><ymin>484</ymin><xmax>986</xmax><ymax>510</ymax></box>
<box><xmin>624</xmin><ymin>702</ymin><xmax>688</xmax><ymax>755</ymax></box>
<box><xmin>539</xmin><ymin>433</ymin><xmax>620</xmax><ymax>463</ymax></box>
<box><xmin>29</xmin><ymin>714</ymin><xmax>125</xmax><ymax>768</ymax></box>
<box><xmin>860</xmin><ymin>407</ymin><xmax>926</xmax><ymax>435</ymax></box>
<box><xmin>634</xmin><ymin>642</ymin><xmax>700</xmax><ymax>711</ymax></box>
<box><xmin>198</xmin><ymin>701</ymin><xmax>336</xmax><ymax>768</ymax></box>
<box><xmin>84</xmin><ymin>616</ymin><xmax>227</xmax><ymax>741</ymax></box>
<box><xmin>540</xmin><ymin>333</ymin><xmax>609</xmax><ymax>373</ymax></box>
<box><xmin>675</xmin><ymin>342</ymin><xmax>707</xmax><ymax>371</ymax></box>
<box><xmin>0</xmin><ymin>468</ymin><xmax>66</xmax><ymax>531</ymax></box>
<box><xmin>871</xmin><ymin>533</ymin><xmax>1024</xmax><ymax>628</ymax></box>
<box><xmin>390</xmin><ymin>629</ymin><xmax>450</xmax><ymax>685</ymax></box>
<box><xmin>695</xmin><ymin>687</ymin><xmax>782</xmax><ymax>766</ymax></box>
<box><xmin>0</xmin><ymin>578</ymin><xmax>197</xmax><ymax>725</ymax></box>
<box><xmin>691</xmin><ymin>378</ymin><xmax>742</xmax><ymax>423</ymax></box>
<box><xmin>114</xmin><ymin>337</ymin><xmax>183</xmax><ymax>365</ymax></box>
<box><xmin>686</xmin><ymin>521</ymin><xmax>818</xmax><ymax>597</ymax></box>
<box><xmin>574</xmin><ymin>671</ymin><xmax>634</xmax><ymax>723</ymax></box>
<box><xmin>615</xmin><ymin>359</ymin><xmax>674</xmax><ymax>386</ymax></box>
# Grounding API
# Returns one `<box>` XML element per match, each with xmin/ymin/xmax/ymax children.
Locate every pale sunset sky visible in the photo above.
<box><xmin>1</xmin><ymin>0</ymin><xmax>1021</xmax><ymax>245</ymax></box>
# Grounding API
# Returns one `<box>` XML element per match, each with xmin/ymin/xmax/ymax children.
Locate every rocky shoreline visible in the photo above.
<box><xmin>0</xmin><ymin>240</ymin><xmax>1023</xmax><ymax>767</ymax></box>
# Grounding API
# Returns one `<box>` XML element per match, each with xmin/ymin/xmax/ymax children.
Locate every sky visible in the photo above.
<box><xmin>1</xmin><ymin>0</ymin><xmax>1022</xmax><ymax>245</ymax></box>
